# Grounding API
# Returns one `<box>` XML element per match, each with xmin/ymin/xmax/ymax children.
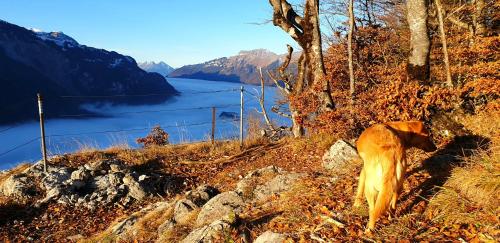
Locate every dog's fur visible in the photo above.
<box><xmin>353</xmin><ymin>121</ymin><xmax>437</xmax><ymax>233</ymax></box>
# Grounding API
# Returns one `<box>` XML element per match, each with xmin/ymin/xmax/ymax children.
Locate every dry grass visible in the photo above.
<box><xmin>156</xmin><ymin>208</ymin><xmax>200</xmax><ymax>243</ymax></box>
<box><xmin>129</xmin><ymin>201</ymin><xmax>176</xmax><ymax>242</ymax></box>
<box><xmin>426</xmin><ymin>148</ymin><xmax>499</xmax><ymax>228</ymax></box>
<box><xmin>286</xmin><ymin>132</ymin><xmax>339</xmax><ymax>156</ymax></box>
<box><xmin>460</xmin><ymin>105</ymin><xmax>500</xmax><ymax>144</ymax></box>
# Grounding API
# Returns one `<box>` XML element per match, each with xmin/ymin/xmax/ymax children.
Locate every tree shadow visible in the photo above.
<box><xmin>398</xmin><ymin>135</ymin><xmax>491</xmax><ymax>215</ymax></box>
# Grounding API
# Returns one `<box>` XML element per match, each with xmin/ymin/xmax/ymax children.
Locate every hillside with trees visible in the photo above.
<box><xmin>0</xmin><ymin>0</ymin><xmax>498</xmax><ymax>241</ymax></box>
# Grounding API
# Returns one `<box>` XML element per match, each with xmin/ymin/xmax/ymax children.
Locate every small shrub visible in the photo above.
<box><xmin>137</xmin><ymin>126</ymin><xmax>170</xmax><ymax>148</ymax></box>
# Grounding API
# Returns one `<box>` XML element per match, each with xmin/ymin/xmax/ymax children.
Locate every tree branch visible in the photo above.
<box><xmin>269</xmin><ymin>0</ymin><xmax>304</xmax><ymax>43</ymax></box>
<box><xmin>268</xmin><ymin>70</ymin><xmax>291</xmax><ymax>94</ymax></box>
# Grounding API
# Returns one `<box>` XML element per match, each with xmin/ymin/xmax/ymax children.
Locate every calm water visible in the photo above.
<box><xmin>0</xmin><ymin>78</ymin><xmax>286</xmax><ymax>170</ymax></box>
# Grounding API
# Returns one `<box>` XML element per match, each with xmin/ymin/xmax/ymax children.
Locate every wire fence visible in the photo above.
<box><xmin>0</xmin><ymin>88</ymin><xmax>269</xmax><ymax>162</ymax></box>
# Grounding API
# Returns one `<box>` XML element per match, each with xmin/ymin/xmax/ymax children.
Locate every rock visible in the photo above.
<box><xmin>236</xmin><ymin>166</ymin><xmax>304</xmax><ymax>202</ymax></box>
<box><xmin>157</xmin><ymin>219</ymin><xmax>176</xmax><ymax>236</ymax></box>
<box><xmin>254</xmin><ymin>231</ymin><xmax>287</xmax><ymax>243</ymax></box>
<box><xmin>322</xmin><ymin>140</ymin><xmax>360</xmax><ymax>171</ymax></box>
<box><xmin>84</xmin><ymin>160</ymin><xmax>107</xmax><ymax>172</ymax></box>
<box><xmin>186</xmin><ymin>185</ymin><xmax>220</xmax><ymax>207</ymax></box>
<box><xmin>251</xmin><ymin>173</ymin><xmax>303</xmax><ymax>202</ymax></box>
<box><xmin>41</xmin><ymin>167</ymin><xmax>71</xmax><ymax>190</ymax></box>
<box><xmin>173</xmin><ymin>199</ymin><xmax>198</xmax><ymax>225</ymax></box>
<box><xmin>70</xmin><ymin>167</ymin><xmax>90</xmax><ymax>181</ymax></box>
<box><xmin>138</xmin><ymin>175</ymin><xmax>149</xmax><ymax>182</ymax></box>
<box><xmin>36</xmin><ymin>187</ymin><xmax>62</xmax><ymax>205</ymax></box>
<box><xmin>181</xmin><ymin>220</ymin><xmax>232</xmax><ymax>243</ymax></box>
<box><xmin>123</xmin><ymin>175</ymin><xmax>148</xmax><ymax>201</ymax></box>
<box><xmin>196</xmin><ymin>191</ymin><xmax>244</xmax><ymax>227</ymax></box>
<box><xmin>0</xmin><ymin>174</ymin><xmax>35</xmax><ymax>201</ymax></box>
<box><xmin>111</xmin><ymin>201</ymin><xmax>172</xmax><ymax>239</ymax></box>
<box><xmin>109</xmin><ymin>163</ymin><xmax>126</xmax><ymax>173</ymax></box>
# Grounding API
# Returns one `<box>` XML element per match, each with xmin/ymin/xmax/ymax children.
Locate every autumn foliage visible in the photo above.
<box><xmin>136</xmin><ymin>125</ymin><xmax>170</xmax><ymax>148</ymax></box>
<box><xmin>288</xmin><ymin>6</ymin><xmax>499</xmax><ymax>139</ymax></box>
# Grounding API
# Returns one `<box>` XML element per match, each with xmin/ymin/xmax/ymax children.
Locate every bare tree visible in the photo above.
<box><xmin>406</xmin><ymin>0</ymin><xmax>431</xmax><ymax>82</ymax></box>
<box><xmin>249</xmin><ymin>67</ymin><xmax>276</xmax><ymax>132</ymax></box>
<box><xmin>267</xmin><ymin>45</ymin><xmax>305</xmax><ymax>137</ymax></box>
<box><xmin>435</xmin><ymin>0</ymin><xmax>453</xmax><ymax>87</ymax></box>
<box><xmin>269</xmin><ymin>0</ymin><xmax>334</xmax><ymax>112</ymax></box>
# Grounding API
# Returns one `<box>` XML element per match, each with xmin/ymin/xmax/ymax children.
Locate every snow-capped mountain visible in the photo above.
<box><xmin>138</xmin><ymin>61</ymin><xmax>175</xmax><ymax>76</ymax></box>
<box><xmin>0</xmin><ymin>20</ymin><xmax>178</xmax><ymax>124</ymax></box>
<box><xmin>31</xmin><ymin>29</ymin><xmax>81</xmax><ymax>48</ymax></box>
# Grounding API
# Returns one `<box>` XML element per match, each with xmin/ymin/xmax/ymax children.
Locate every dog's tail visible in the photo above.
<box><xmin>371</xmin><ymin>152</ymin><xmax>399</xmax><ymax>224</ymax></box>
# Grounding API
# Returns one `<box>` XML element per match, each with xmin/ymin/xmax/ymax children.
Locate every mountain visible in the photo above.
<box><xmin>138</xmin><ymin>61</ymin><xmax>175</xmax><ymax>76</ymax></box>
<box><xmin>169</xmin><ymin>49</ymin><xmax>286</xmax><ymax>85</ymax></box>
<box><xmin>0</xmin><ymin>20</ymin><xmax>178</xmax><ymax>124</ymax></box>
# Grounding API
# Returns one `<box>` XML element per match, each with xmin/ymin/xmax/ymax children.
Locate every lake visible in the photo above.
<box><xmin>0</xmin><ymin>78</ymin><xmax>286</xmax><ymax>170</ymax></box>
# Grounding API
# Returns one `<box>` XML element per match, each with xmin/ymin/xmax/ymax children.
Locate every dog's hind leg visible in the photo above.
<box><xmin>353</xmin><ymin>167</ymin><xmax>366</xmax><ymax>208</ymax></box>
<box><xmin>388</xmin><ymin>193</ymin><xmax>397</xmax><ymax>220</ymax></box>
<box><xmin>368</xmin><ymin>174</ymin><xmax>395</xmax><ymax>231</ymax></box>
<box><xmin>365</xmin><ymin>183</ymin><xmax>378</xmax><ymax>233</ymax></box>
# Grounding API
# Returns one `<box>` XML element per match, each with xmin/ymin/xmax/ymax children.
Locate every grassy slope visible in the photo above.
<box><xmin>0</xmin><ymin>109</ymin><xmax>498</xmax><ymax>242</ymax></box>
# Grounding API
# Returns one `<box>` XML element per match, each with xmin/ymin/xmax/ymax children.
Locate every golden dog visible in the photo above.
<box><xmin>353</xmin><ymin>121</ymin><xmax>437</xmax><ymax>233</ymax></box>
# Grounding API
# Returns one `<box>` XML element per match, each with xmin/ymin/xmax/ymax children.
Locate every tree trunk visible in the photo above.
<box><xmin>269</xmin><ymin>0</ymin><xmax>335</xmax><ymax>111</ymax></box>
<box><xmin>406</xmin><ymin>0</ymin><xmax>430</xmax><ymax>82</ymax></box>
<box><xmin>435</xmin><ymin>0</ymin><xmax>453</xmax><ymax>87</ymax></box>
<box><xmin>473</xmin><ymin>0</ymin><xmax>486</xmax><ymax>36</ymax></box>
<box><xmin>291</xmin><ymin>110</ymin><xmax>305</xmax><ymax>137</ymax></box>
<box><xmin>348</xmin><ymin>0</ymin><xmax>356</xmax><ymax>99</ymax></box>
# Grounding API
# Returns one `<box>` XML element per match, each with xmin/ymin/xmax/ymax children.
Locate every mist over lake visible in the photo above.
<box><xmin>0</xmin><ymin>78</ymin><xmax>286</xmax><ymax>170</ymax></box>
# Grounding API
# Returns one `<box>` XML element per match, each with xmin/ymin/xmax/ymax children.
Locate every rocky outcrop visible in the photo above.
<box><xmin>195</xmin><ymin>191</ymin><xmax>244</xmax><ymax>227</ymax></box>
<box><xmin>0</xmin><ymin>160</ymin><xmax>166</xmax><ymax>210</ymax></box>
<box><xmin>95</xmin><ymin>166</ymin><xmax>303</xmax><ymax>242</ymax></box>
<box><xmin>322</xmin><ymin>140</ymin><xmax>360</xmax><ymax>171</ymax></box>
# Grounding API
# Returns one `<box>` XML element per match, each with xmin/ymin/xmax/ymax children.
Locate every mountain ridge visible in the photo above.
<box><xmin>138</xmin><ymin>61</ymin><xmax>175</xmax><ymax>76</ymax></box>
<box><xmin>0</xmin><ymin>20</ymin><xmax>178</xmax><ymax>124</ymax></box>
<box><xmin>169</xmin><ymin>49</ymin><xmax>295</xmax><ymax>85</ymax></box>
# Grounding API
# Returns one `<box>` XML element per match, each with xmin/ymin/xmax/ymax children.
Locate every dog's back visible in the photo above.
<box><xmin>354</xmin><ymin>121</ymin><xmax>437</xmax><ymax>233</ymax></box>
<box><xmin>355</xmin><ymin>124</ymin><xmax>407</xmax><ymax>232</ymax></box>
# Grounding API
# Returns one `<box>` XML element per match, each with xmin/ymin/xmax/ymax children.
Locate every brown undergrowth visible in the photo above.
<box><xmin>0</xmin><ymin>107</ymin><xmax>498</xmax><ymax>242</ymax></box>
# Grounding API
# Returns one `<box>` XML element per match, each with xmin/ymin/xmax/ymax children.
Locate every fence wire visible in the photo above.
<box><xmin>0</xmin><ymin>88</ymin><xmax>246</xmax><ymax>158</ymax></box>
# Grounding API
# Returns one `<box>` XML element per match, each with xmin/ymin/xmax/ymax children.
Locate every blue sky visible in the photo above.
<box><xmin>0</xmin><ymin>0</ymin><xmax>298</xmax><ymax>67</ymax></box>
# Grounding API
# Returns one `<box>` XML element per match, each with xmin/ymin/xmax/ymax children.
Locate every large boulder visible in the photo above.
<box><xmin>254</xmin><ymin>231</ymin><xmax>287</xmax><ymax>243</ymax></box>
<box><xmin>322</xmin><ymin>140</ymin><xmax>360</xmax><ymax>171</ymax></box>
<box><xmin>196</xmin><ymin>191</ymin><xmax>244</xmax><ymax>227</ymax></box>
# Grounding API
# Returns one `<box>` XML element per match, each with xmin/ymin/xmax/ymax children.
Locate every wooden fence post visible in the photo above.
<box><xmin>240</xmin><ymin>86</ymin><xmax>244</xmax><ymax>147</ymax></box>
<box><xmin>211</xmin><ymin>107</ymin><xmax>216</xmax><ymax>144</ymax></box>
<box><xmin>37</xmin><ymin>93</ymin><xmax>48</xmax><ymax>173</ymax></box>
